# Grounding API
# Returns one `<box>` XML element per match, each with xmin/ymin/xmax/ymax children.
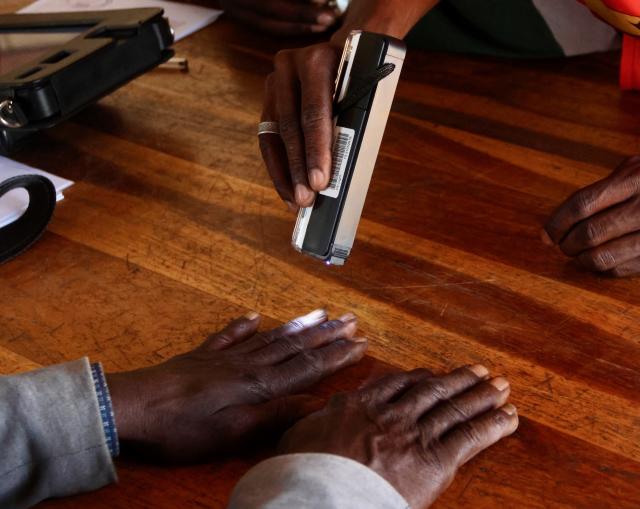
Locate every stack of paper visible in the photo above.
<box><xmin>19</xmin><ymin>0</ymin><xmax>223</xmax><ymax>42</ymax></box>
<box><xmin>0</xmin><ymin>156</ymin><xmax>73</xmax><ymax>228</ymax></box>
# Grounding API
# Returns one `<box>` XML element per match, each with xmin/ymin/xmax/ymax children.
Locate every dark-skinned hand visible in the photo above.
<box><xmin>280</xmin><ymin>365</ymin><xmax>518</xmax><ymax>508</ymax></box>
<box><xmin>106</xmin><ymin>309</ymin><xmax>367</xmax><ymax>462</ymax></box>
<box><xmin>219</xmin><ymin>0</ymin><xmax>338</xmax><ymax>36</ymax></box>
<box><xmin>543</xmin><ymin>156</ymin><xmax>640</xmax><ymax>277</ymax></box>
<box><xmin>260</xmin><ymin>42</ymin><xmax>341</xmax><ymax>210</ymax></box>
<box><xmin>259</xmin><ymin>0</ymin><xmax>440</xmax><ymax>210</ymax></box>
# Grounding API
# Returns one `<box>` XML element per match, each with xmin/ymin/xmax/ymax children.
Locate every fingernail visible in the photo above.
<box><xmin>342</xmin><ymin>320</ymin><xmax>358</xmax><ymax>336</ymax></box>
<box><xmin>309</xmin><ymin>168</ymin><xmax>325</xmax><ymax>190</ymax></box>
<box><xmin>500</xmin><ymin>403</ymin><xmax>517</xmax><ymax>416</ymax></box>
<box><xmin>317</xmin><ymin>13</ymin><xmax>336</xmax><ymax>26</ymax></box>
<box><xmin>352</xmin><ymin>336</ymin><xmax>368</xmax><ymax>343</ymax></box>
<box><xmin>338</xmin><ymin>312</ymin><xmax>356</xmax><ymax>322</ymax></box>
<box><xmin>467</xmin><ymin>364</ymin><xmax>490</xmax><ymax>379</ymax></box>
<box><xmin>287</xmin><ymin>308</ymin><xmax>327</xmax><ymax>331</ymax></box>
<box><xmin>540</xmin><ymin>229</ymin><xmax>554</xmax><ymax>246</ymax></box>
<box><xmin>244</xmin><ymin>311</ymin><xmax>260</xmax><ymax>320</ymax></box>
<box><xmin>295</xmin><ymin>184</ymin><xmax>314</xmax><ymax>206</ymax></box>
<box><xmin>489</xmin><ymin>376</ymin><xmax>510</xmax><ymax>392</ymax></box>
<box><xmin>311</xmin><ymin>24</ymin><xmax>328</xmax><ymax>33</ymax></box>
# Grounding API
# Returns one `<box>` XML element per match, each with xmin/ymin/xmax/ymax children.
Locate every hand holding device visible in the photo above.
<box><xmin>289</xmin><ymin>31</ymin><xmax>405</xmax><ymax>265</ymax></box>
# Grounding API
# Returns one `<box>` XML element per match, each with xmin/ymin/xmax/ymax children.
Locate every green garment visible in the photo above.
<box><xmin>407</xmin><ymin>0</ymin><xmax>613</xmax><ymax>58</ymax></box>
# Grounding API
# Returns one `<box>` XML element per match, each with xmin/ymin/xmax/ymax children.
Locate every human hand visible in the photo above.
<box><xmin>543</xmin><ymin>156</ymin><xmax>640</xmax><ymax>277</ymax></box>
<box><xmin>106</xmin><ymin>309</ymin><xmax>367</xmax><ymax>461</ymax></box>
<box><xmin>279</xmin><ymin>365</ymin><xmax>518</xmax><ymax>508</ymax></box>
<box><xmin>219</xmin><ymin>0</ymin><xmax>338</xmax><ymax>36</ymax></box>
<box><xmin>260</xmin><ymin>42</ymin><xmax>341</xmax><ymax>209</ymax></box>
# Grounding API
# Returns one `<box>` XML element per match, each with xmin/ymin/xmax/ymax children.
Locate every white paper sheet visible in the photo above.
<box><xmin>19</xmin><ymin>0</ymin><xmax>223</xmax><ymax>42</ymax></box>
<box><xmin>0</xmin><ymin>156</ymin><xmax>73</xmax><ymax>228</ymax></box>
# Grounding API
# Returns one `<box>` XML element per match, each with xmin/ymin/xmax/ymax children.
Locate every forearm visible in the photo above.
<box><xmin>331</xmin><ymin>0</ymin><xmax>439</xmax><ymax>46</ymax></box>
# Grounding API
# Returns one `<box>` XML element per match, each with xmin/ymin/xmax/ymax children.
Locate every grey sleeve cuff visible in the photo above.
<box><xmin>0</xmin><ymin>358</ymin><xmax>117</xmax><ymax>509</ymax></box>
<box><xmin>228</xmin><ymin>453</ymin><xmax>409</xmax><ymax>509</ymax></box>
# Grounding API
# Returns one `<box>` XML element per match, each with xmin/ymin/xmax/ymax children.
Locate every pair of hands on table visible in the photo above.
<box><xmin>260</xmin><ymin>40</ymin><xmax>640</xmax><ymax>277</ymax></box>
<box><xmin>106</xmin><ymin>310</ymin><xmax>517</xmax><ymax>507</ymax></box>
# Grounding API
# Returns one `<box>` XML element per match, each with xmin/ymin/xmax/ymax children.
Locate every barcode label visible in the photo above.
<box><xmin>320</xmin><ymin>126</ymin><xmax>355</xmax><ymax>199</ymax></box>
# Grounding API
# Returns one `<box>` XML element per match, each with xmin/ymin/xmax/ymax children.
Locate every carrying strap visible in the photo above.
<box><xmin>334</xmin><ymin>63</ymin><xmax>396</xmax><ymax>117</ymax></box>
<box><xmin>0</xmin><ymin>175</ymin><xmax>56</xmax><ymax>263</ymax></box>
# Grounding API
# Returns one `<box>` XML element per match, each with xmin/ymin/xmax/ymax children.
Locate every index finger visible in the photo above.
<box><xmin>544</xmin><ymin>175</ymin><xmax>638</xmax><ymax>244</ymax></box>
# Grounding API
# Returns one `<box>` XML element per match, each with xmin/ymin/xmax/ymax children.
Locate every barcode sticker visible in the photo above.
<box><xmin>320</xmin><ymin>126</ymin><xmax>355</xmax><ymax>199</ymax></box>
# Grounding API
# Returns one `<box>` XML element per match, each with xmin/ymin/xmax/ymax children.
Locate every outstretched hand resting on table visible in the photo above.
<box><xmin>106</xmin><ymin>309</ymin><xmax>367</xmax><ymax>461</ymax></box>
<box><xmin>543</xmin><ymin>156</ymin><xmax>640</xmax><ymax>277</ymax></box>
<box><xmin>280</xmin><ymin>365</ymin><xmax>518</xmax><ymax>508</ymax></box>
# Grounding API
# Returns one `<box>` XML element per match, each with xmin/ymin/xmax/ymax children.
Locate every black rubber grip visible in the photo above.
<box><xmin>0</xmin><ymin>175</ymin><xmax>56</xmax><ymax>263</ymax></box>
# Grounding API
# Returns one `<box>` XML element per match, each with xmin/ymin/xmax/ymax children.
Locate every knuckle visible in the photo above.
<box><xmin>583</xmin><ymin>220</ymin><xmax>606</xmax><ymax>247</ymax></box>
<box><xmin>585</xmin><ymin>249</ymin><xmax>616</xmax><ymax>271</ymax></box>
<box><xmin>622</xmin><ymin>174</ymin><xmax>640</xmax><ymax>195</ymax></box>
<box><xmin>457</xmin><ymin>421</ymin><xmax>482</xmax><ymax>445</ymax></box>
<box><xmin>252</xmin><ymin>332</ymin><xmax>271</xmax><ymax>348</ymax></box>
<box><xmin>212</xmin><ymin>333</ymin><xmax>232</xmax><ymax>347</ymax></box>
<box><xmin>242</xmin><ymin>371</ymin><xmax>274</xmax><ymax>401</ymax></box>
<box><xmin>305</xmin><ymin>45</ymin><xmax>332</xmax><ymax>64</ymax></box>
<box><xmin>301</xmin><ymin>104</ymin><xmax>327</xmax><ymax>131</ymax></box>
<box><xmin>279</xmin><ymin>114</ymin><xmax>300</xmax><ymax>136</ymax></box>
<box><xmin>278</xmin><ymin>335</ymin><xmax>305</xmax><ymax>356</ymax></box>
<box><xmin>299</xmin><ymin>351</ymin><xmax>324</xmax><ymax>376</ymax></box>
<box><xmin>426</xmin><ymin>379</ymin><xmax>450</xmax><ymax>401</ymax></box>
<box><xmin>377</xmin><ymin>405</ymin><xmax>404</xmax><ymax>427</ymax></box>
<box><xmin>441</xmin><ymin>399</ymin><xmax>470</xmax><ymax>422</ymax></box>
<box><xmin>572</xmin><ymin>190</ymin><xmax>596</xmax><ymax>217</ymax></box>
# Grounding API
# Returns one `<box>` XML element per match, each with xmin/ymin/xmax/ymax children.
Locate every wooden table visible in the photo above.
<box><xmin>2</xmin><ymin>3</ymin><xmax>640</xmax><ymax>508</ymax></box>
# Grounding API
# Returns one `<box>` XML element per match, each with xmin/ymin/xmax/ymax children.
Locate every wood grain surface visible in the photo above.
<box><xmin>2</xmin><ymin>2</ymin><xmax>640</xmax><ymax>508</ymax></box>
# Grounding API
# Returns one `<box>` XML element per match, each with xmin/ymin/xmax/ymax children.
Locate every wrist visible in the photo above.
<box><xmin>331</xmin><ymin>0</ymin><xmax>438</xmax><ymax>47</ymax></box>
<box><xmin>106</xmin><ymin>370</ymin><xmax>145</xmax><ymax>442</ymax></box>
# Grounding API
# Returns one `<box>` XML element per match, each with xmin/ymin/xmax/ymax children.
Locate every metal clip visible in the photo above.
<box><xmin>0</xmin><ymin>100</ymin><xmax>26</xmax><ymax>128</ymax></box>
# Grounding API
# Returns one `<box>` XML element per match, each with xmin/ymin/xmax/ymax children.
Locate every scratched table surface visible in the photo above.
<box><xmin>2</xmin><ymin>2</ymin><xmax>640</xmax><ymax>508</ymax></box>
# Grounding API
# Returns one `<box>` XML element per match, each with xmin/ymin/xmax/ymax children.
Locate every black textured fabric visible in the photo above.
<box><xmin>0</xmin><ymin>174</ymin><xmax>56</xmax><ymax>263</ymax></box>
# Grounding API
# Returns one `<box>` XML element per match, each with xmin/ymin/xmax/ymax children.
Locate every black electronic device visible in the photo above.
<box><xmin>292</xmin><ymin>31</ymin><xmax>406</xmax><ymax>265</ymax></box>
<box><xmin>0</xmin><ymin>8</ymin><xmax>174</xmax><ymax>154</ymax></box>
